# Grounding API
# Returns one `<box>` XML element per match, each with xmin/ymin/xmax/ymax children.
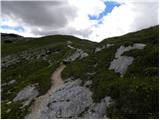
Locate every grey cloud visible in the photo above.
<box><xmin>130</xmin><ymin>2</ymin><xmax>158</xmax><ymax>30</ymax></box>
<box><xmin>2</xmin><ymin>1</ymin><xmax>77</xmax><ymax>29</ymax></box>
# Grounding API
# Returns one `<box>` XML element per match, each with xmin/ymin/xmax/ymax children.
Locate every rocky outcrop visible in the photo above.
<box><xmin>109</xmin><ymin>56</ymin><xmax>134</xmax><ymax>77</ymax></box>
<box><xmin>95</xmin><ymin>46</ymin><xmax>105</xmax><ymax>52</ymax></box>
<box><xmin>83</xmin><ymin>96</ymin><xmax>111</xmax><ymax>119</ymax></box>
<box><xmin>63</xmin><ymin>49</ymin><xmax>88</xmax><ymax>63</ymax></box>
<box><xmin>109</xmin><ymin>43</ymin><xmax>146</xmax><ymax>77</ymax></box>
<box><xmin>95</xmin><ymin>44</ymin><xmax>114</xmax><ymax>52</ymax></box>
<box><xmin>2</xmin><ymin>79</ymin><xmax>16</xmax><ymax>87</ymax></box>
<box><xmin>2</xmin><ymin>49</ymin><xmax>51</xmax><ymax>68</ymax></box>
<box><xmin>115</xmin><ymin>43</ymin><xmax>145</xmax><ymax>58</ymax></box>
<box><xmin>67</xmin><ymin>41</ymin><xmax>72</xmax><ymax>44</ymax></box>
<box><xmin>13</xmin><ymin>84</ymin><xmax>39</xmax><ymax>106</ymax></box>
<box><xmin>26</xmin><ymin>79</ymin><xmax>111</xmax><ymax>119</ymax></box>
<box><xmin>67</xmin><ymin>45</ymin><xmax>75</xmax><ymax>49</ymax></box>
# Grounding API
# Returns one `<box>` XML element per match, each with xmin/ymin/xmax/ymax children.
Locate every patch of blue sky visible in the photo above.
<box><xmin>0</xmin><ymin>25</ymin><xmax>25</xmax><ymax>33</ymax></box>
<box><xmin>88</xmin><ymin>1</ymin><xmax>121</xmax><ymax>21</ymax></box>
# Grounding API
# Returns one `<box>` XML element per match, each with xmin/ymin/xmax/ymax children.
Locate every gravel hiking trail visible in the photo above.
<box><xmin>26</xmin><ymin>64</ymin><xmax>66</xmax><ymax>118</ymax></box>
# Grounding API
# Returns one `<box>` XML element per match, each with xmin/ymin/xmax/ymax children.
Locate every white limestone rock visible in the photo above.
<box><xmin>67</xmin><ymin>45</ymin><xmax>75</xmax><ymax>49</ymax></box>
<box><xmin>95</xmin><ymin>45</ymin><xmax>105</xmax><ymax>52</ymax></box>
<box><xmin>109</xmin><ymin>43</ymin><xmax>146</xmax><ymax>77</ymax></box>
<box><xmin>109</xmin><ymin>56</ymin><xmax>134</xmax><ymax>77</ymax></box>
<box><xmin>26</xmin><ymin>79</ymin><xmax>112</xmax><ymax>119</ymax></box>
<box><xmin>95</xmin><ymin>47</ymin><xmax>102</xmax><ymax>52</ymax></box>
<box><xmin>83</xmin><ymin>96</ymin><xmax>111</xmax><ymax>119</ymax></box>
<box><xmin>95</xmin><ymin>44</ymin><xmax>114</xmax><ymax>53</ymax></box>
<box><xmin>64</xmin><ymin>49</ymin><xmax>88</xmax><ymax>63</ymax></box>
<box><xmin>8</xmin><ymin>80</ymin><xmax>16</xmax><ymax>85</ymax></box>
<box><xmin>26</xmin><ymin>80</ymin><xmax>93</xmax><ymax>118</ymax></box>
<box><xmin>2</xmin><ymin>80</ymin><xmax>16</xmax><ymax>87</ymax></box>
<box><xmin>13</xmin><ymin>84</ymin><xmax>39</xmax><ymax>106</ymax></box>
<box><xmin>115</xmin><ymin>43</ymin><xmax>146</xmax><ymax>58</ymax></box>
<box><xmin>106</xmin><ymin>44</ymin><xmax>114</xmax><ymax>48</ymax></box>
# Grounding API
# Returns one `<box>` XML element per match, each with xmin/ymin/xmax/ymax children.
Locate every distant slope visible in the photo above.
<box><xmin>1</xmin><ymin>26</ymin><xmax>159</xmax><ymax>119</ymax></box>
<box><xmin>1</xmin><ymin>34</ymin><xmax>96</xmax><ymax>56</ymax></box>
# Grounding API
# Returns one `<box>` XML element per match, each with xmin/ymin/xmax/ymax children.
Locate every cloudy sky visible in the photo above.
<box><xmin>1</xmin><ymin>0</ymin><xmax>159</xmax><ymax>42</ymax></box>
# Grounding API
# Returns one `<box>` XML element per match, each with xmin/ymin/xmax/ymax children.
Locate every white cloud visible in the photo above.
<box><xmin>1</xmin><ymin>0</ymin><xmax>159</xmax><ymax>42</ymax></box>
<box><xmin>88</xmin><ymin>0</ymin><xmax>159</xmax><ymax>41</ymax></box>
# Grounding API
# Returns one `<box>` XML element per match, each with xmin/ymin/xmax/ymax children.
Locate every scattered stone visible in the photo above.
<box><xmin>13</xmin><ymin>84</ymin><xmax>39</xmax><ymax>106</ymax></box>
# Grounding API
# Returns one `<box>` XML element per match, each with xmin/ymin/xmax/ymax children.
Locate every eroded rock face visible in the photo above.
<box><xmin>109</xmin><ymin>43</ymin><xmax>146</xmax><ymax>77</ymax></box>
<box><xmin>13</xmin><ymin>84</ymin><xmax>39</xmax><ymax>106</ymax></box>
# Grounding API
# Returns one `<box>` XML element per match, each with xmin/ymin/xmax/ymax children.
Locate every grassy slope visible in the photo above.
<box><xmin>62</xmin><ymin>26</ymin><xmax>159</xmax><ymax>118</ymax></box>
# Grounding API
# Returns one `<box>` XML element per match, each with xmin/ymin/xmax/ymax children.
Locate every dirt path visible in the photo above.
<box><xmin>51</xmin><ymin>64</ymin><xmax>65</xmax><ymax>88</ymax></box>
<box><xmin>26</xmin><ymin>64</ymin><xmax>66</xmax><ymax>118</ymax></box>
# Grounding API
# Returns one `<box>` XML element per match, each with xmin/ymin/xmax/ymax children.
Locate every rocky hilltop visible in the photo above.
<box><xmin>1</xmin><ymin>26</ymin><xmax>159</xmax><ymax>119</ymax></box>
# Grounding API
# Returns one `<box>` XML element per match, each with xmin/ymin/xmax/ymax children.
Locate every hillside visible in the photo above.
<box><xmin>1</xmin><ymin>26</ymin><xmax>159</xmax><ymax>119</ymax></box>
